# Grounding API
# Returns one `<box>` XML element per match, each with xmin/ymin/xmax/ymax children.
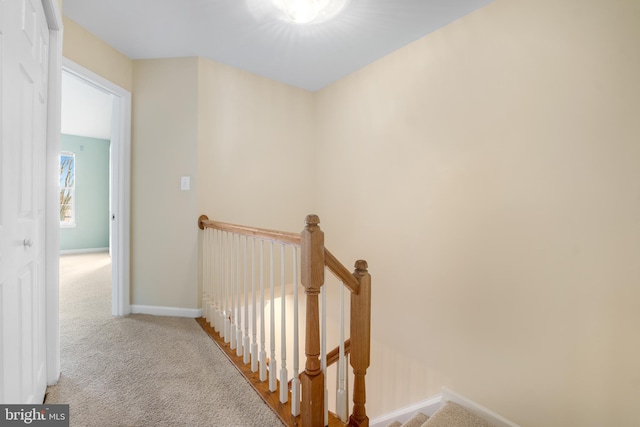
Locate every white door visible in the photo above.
<box><xmin>0</xmin><ymin>0</ymin><xmax>50</xmax><ymax>403</ymax></box>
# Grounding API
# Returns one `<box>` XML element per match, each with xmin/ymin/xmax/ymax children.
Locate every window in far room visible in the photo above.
<box><xmin>60</xmin><ymin>151</ymin><xmax>76</xmax><ymax>227</ymax></box>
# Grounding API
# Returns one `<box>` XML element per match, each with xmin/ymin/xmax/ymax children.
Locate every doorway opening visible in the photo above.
<box><xmin>61</xmin><ymin>58</ymin><xmax>131</xmax><ymax>316</ymax></box>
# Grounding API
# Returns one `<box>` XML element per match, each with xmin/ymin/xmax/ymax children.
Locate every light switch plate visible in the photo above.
<box><xmin>181</xmin><ymin>176</ymin><xmax>190</xmax><ymax>191</ymax></box>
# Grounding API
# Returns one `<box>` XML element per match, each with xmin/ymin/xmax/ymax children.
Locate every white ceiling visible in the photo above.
<box><xmin>61</xmin><ymin>71</ymin><xmax>113</xmax><ymax>140</ymax></box>
<box><xmin>62</xmin><ymin>0</ymin><xmax>494</xmax><ymax>92</ymax></box>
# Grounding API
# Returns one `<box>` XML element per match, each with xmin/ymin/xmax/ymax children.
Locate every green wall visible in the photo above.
<box><xmin>60</xmin><ymin>134</ymin><xmax>110</xmax><ymax>251</ymax></box>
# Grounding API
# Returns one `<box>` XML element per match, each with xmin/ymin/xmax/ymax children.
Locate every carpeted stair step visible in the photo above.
<box><xmin>424</xmin><ymin>402</ymin><xmax>489</xmax><ymax>427</ymax></box>
<box><xmin>386</xmin><ymin>412</ymin><xmax>429</xmax><ymax>427</ymax></box>
<box><xmin>386</xmin><ymin>401</ymin><xmax>490</xmax><ymax>427</ymax></box>
<box><xmin>405</xmin><ymin>412</ymin><xmax>430</xmax><ymax>427</ymax></box>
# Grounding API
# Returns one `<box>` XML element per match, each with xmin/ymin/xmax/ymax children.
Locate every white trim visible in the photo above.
<box><xmin>44</xmin><ymin>0</ymin><xmax>63</xmax><ymax>387</ymax></box>
<box><xmin>442</xmin><ymin>388</ymin><xmax>520</xmax><ymax>427</ymax></box>
<box><xmin>370</xmin><ymin>389</ymin><xmax>520</xmax><ymax>427</ymax></box>
<box><xmin>369</xmin><ymin>394</ymin><xmax>443</xmax><ymax>427</ymax></box>
<box><xmin>60</xmin><ymin>247</ymin><xmax>109</xmax><ymax>255</ymax></box>
<box><xmin>61</xmin><ymin>57</ymin><xmax>131</xmax><ymax>317</ymax></box>
<box><xmin>130</xmin><ymin>305</ymin><xmax>203</xmax><ymax>318</ymax></box>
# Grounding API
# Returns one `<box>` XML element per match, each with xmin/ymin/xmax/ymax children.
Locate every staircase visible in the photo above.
<box><xmin>197</xmin><ymin>214</ymin><xmax>518</xmax><ymax>427</ymax></box>
<box><xmin>198</xmin><ymin>214</ymin><xmax>371</xmax><ymax>426</ymax></box>
<box><xmin>386</xmin><ymin>402</ymin><xmax>489</xmax><ymax>427</ymax></box>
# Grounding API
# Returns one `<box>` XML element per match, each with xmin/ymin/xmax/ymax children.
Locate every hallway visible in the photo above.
<box><xmin>46</xmin><ymin>252</ymin><xmax>283</xmax><ymax>426</ymax></box>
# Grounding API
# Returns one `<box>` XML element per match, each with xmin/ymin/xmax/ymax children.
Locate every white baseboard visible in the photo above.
<box><xmin>370</xmin><ymin>388</ymin><xmax>520</xmax><ymax>427</ymax></box>
<box><xmin>130</xmin><ymin>305</ymin><xmax>203</xmax><ymax>318</ymax></box>
<box><xmin>370</xmin><ymin>394</ymin><xmax>443</xmax><ymax>427</ymax></box>
<box><xmin>442</xmin><ymin>388</ymin><xmax>520</xmax><ymax>427</ymax></box>
<box><xmin>60</xmin><ymin>247</ymin><xmax>109</xmax><ymax>255</ymax></box>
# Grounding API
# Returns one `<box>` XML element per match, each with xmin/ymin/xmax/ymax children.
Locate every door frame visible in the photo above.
<box><xmin>41</xmin><ymin>0</ymin><xmax>132</xmax><ymax>386</ymax></box>
<box><xmin>61</xmin><ymin>58</ymin><xmax>132</xmax><ymax>318</ymax></box>
<box><xmin>42</xmin><ymin>0</ymin><xmax>63</xmax><ymax>387</ymax></box>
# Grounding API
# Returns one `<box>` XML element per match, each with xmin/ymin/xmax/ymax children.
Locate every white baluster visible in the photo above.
<box><xmin>259</xmin><ymin>240</ymin><xmax>267</xmax><ymax>382</ymax></box>
<box><xmin>222</xmin><ymin>231</ymin><xmax>226</xmax><ymax>337</ymax></box>
<box><xmin>322</xmin><ymin>284</ymin><xmax>328</xmax><ymax>426</ymax></box>
<box><xmin>211</xmin><ymin>229</ymin><xmax>218</xmax><ymax>330</ymax></box>
<box><xmin>212</xmin><ymin>230</ymin><xmax>217</xmax><ymax>331</ymax></box>
<box><xmin>215</xmin><ymin>229</ymin><xmax>222</xmax><ymax>333</ymax></box>
<box><xmin>224</xmin><ymin>232</ymin><xmax>230</xmax><ymax>343</ymax></box>
<box><xmin>230</xmin><ymin>234</ymin><xmax>236</xmax><ymax>349</ymax></box>
<box><xmin>201</xmin><ymin>228</ymin><xmax>209</xmax><ymax>322</ymax></box>
<box><xmin>221</xmin><ymin>231</ymin><xmax>226</xmax><ymax>338</ymax></box>
<box><xmin>279</xmin><ymin>244</ymin><xmax>288</xmax><ymax>403</ymax></box>
<box><xmin>291</xmin><ymin>246</ymin><xmax>300</xmax><ymax>416</ymax></box>
<box><xmin>243</xmin><ymin>236</ymin><xmax>251</xmax><ymax>364</ymax></box>
<box><xmin>209</xmin><ymin>229</ymin><xmax>216</xmax><ymax>324</ymax></box>
<box><xmin>212</xmin><ymin>230</ymin><xmax>218</xmax><ymax>331</ymax></box>
<box><xmin>337</xmin><ymin>283</ymin><xmax>347</xmax><ymax>421</ymax></box>
<box><xmin>251</xmin><ymin>237</ymin><xmax>259</xmax><ymax>372</ymax></box>
<box><xmin>269</xmin><ymin>242</ymin><xmax>277</xmax><ymax>392</ymax></box>
<box><xmin>216</xmin><ymin>229</ymin><xmax>222</xmax><ymax>332</ymax></box>
<box><xmin>236</xmin><ymin>233</ymin><xmax>243</xmax><ymax>357</ymax></box>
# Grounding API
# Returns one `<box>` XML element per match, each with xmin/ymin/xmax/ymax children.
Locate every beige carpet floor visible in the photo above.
<box><xmin>45</xmin><ymin>252</ymin><xmax>284</xmax><ymax>427</ymax></box>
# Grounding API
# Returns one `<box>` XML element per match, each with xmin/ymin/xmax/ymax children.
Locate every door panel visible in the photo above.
<box><xmin>19</xmin><ymin>267</ymin><xmax>34</xmax><ymax>403</ymax></box>
<box><xmin>0</xmin><ymin>0</ymin><xmax>49</xmax><ymax>404</ymax></box>
<box><xmin>20</xmin><ymin>68</ymin><xmax>35</xmax><ymax>218</ymax></box>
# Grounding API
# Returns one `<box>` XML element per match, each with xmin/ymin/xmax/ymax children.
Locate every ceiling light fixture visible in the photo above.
<box><xmin>272</xmin><ymin>0</ymin><xmax>349</xmax><ymax>24</ymax></box>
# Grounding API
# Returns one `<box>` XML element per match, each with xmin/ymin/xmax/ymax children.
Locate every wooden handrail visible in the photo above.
<box><xmin>198</xmin><ymin>215</ymin><xmax>301</xmax><ymax>245</ymax></box>
<box><xmin>198</xmin><ymin>214</ymin><xmax>370</xmax><ymax>427</ymax></box>
<box><xmin>199</xmin><ymin>215</ymin><xmax>360</xmax><ymax>294</ymax></box>
<box><xmin>326</xmin><ymin>339</ymin><xmax>351</xmax><ymax>368</ymax></box>
<box><xmin>325</xmin><ymin>249</ymin><xmax>360</xmax><ymax>294</ymax></box>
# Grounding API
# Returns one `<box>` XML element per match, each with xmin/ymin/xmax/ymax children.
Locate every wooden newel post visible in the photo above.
<box><xmin>300</xmin><ymin>214</ymin><xmax>325</xmax><ymax>426</ymax></box>
<box><xmin>350</xmin><ymin>260</ymin><xmax>371</xmax><ymax>427</ymax></box>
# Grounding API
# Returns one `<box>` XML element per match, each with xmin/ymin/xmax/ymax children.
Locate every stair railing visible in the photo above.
<box><xmin>198</xmin><ymin>214</ymin><xmax>371</xmax><ymax>427</ymax></box>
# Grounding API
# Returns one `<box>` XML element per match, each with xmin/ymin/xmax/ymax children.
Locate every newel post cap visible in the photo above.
<box><xmin>355</xmin><ymin>259</ymin><xmax>368</xmax><ymax>272</ymax></box>
<box><xmin>198</xmin><ymin>214</ymin><xmax>209</xmax><ymax>230</ymax></box>
<box><xmin>305</xmin><ymin>214</ymin><xmax>320</xmax><ymax>227</ymax></box>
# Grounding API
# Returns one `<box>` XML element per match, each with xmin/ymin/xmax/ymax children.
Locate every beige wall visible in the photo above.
<box><xmin>129</xmin><ymin>56</ymin><xmax>315</xmax><ymax>310</ymax></box>
<box><xmin>61</xmin><ymin>1</ymin><xmax>640</xmax><ymax>424</ymax></box>
<box><xmin>131</xmin><ymin>57</ymin><xmax>200</xmax><ymax>309</ymax></box>
<box><xmin>315</xmin><ymin>0</ymin><xmax>640</xmax><ymax>425</ymax></box>
<box><xmin>62</xmin><ymin>16</ymin><xmax>133</xmax><ymax>91</ymax></box>
<box><xmin>197</xmin><ymin>57</ymin><xmax>315</xmax><ymax>231</ymax></box>
<box><xmin>61</xmin><ymin>13</ymin><xmax>315</xmax><ymax>311</ymax></box>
